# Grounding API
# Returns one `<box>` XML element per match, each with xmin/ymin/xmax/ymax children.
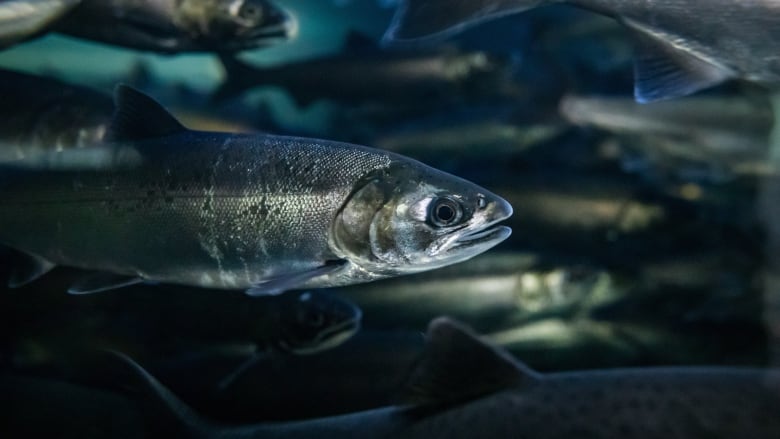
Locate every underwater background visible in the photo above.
<box><xmin>1</xmin><ymin>0</ymin><xmax>779</xmax><ymax>436</ymax></box>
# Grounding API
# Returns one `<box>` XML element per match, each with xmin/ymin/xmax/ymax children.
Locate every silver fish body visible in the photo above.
<box><xmin>384</xmin><ymin>0</ymin><xmax>780</xmax><ymax>101</ymax></box>
<box><xmin>0</xmin><ymin>86</ymin><xmax>512</xmax><ymax>294</ymax></box>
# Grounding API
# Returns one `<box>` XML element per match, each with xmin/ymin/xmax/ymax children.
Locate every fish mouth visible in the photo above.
<box><xmin>454</xmin><ymin>223</ymin><xmax>512</xmax><ymax>247</ymax></box>
<box><xmin>428</xmin><ymin>199</ymin><xmax>513</xmax><ymax>264</ymax></box>
<box><xmin>290</xmin><ymin>315</ymin><xmax>362</xmax><ymax>355</ymax></box>
<box><xmin>316</xmin><ymin>315</ymin><xmax>361</xmax><ymax>344</ymax></box>
<box><xmin>451</xmin><ymin>197</ymin><xmax>513</xmax><ymax>250</ymax></box>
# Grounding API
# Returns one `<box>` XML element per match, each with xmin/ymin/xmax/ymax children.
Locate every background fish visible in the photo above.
<box><xmin>1</xmin><ymin>283</ymin><xmax>361</xmax><ymax>362</ymax></box>
<box><xmin>384</xmin><ymin>0</ymin><xmax>780</xmax><ymax>101</ymax></box>
<box><xmin>0</xmin><ymin>86</ymin><xmax>512</xmax><ymax>295</ymax></box>
<box><xmin>0</xmin><ymin>0</ymin><xmax>81</xmax><ymax>49</ymax></box>
<box><xmin>0</xmin><ymin>68</ymin><xmax>113</xmax><ymax>161</ymax></box>
<box><xmin>213</xmin><ymin>31</ymin><xmax>517</xmax><ymax>107</ymax></box>
<box><xmin>118</xmin><ymin>317</ymin><xmax>780</xmax><ymax>439</ymax></box>
<box><xmin>0</xmin><ymin>0</ymin><xmax>295</xmax><ymax>52</ymax></box>
<box><xmin>560</xmin><ymin>92</ymin><xmax>776</xmax><ymax>179</ymax></box>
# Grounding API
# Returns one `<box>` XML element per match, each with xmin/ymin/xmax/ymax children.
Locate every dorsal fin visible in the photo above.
<box><xmin>106</xmin><ymin>85</ymin><xmax>186</xmax><ymax>142</ymax></box>
<box><xmin>400</xmin><ymin>317</ymin><xmax>539</xmax><ymax>405</ymax></box>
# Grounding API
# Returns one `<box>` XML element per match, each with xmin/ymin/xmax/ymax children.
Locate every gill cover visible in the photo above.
<box><xmin>331</xmin><ymin>169</ymin><xmax>394</xmax><ymax>268</ymax></box>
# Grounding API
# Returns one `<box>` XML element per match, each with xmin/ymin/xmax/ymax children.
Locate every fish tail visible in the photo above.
<box><xmin>382</xmin><ymin>0</ymin><xmax>555</xmax><ymax>44</ymax></box>
<box><xmin>211</xmin><ymin>53</ymin><xmax>259</xmax><ymax>103</ymax></box>
<box><xmin>110</xmin><ymin>350</ymin><xmax>213</xmax><ymax>439</ymax></box>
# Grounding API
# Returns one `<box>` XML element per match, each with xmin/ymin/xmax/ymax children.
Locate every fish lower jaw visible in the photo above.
<box><xmin>423</xmin><ymin>224</ymin><xmax>512</xmax><ymax>268</ymax></box>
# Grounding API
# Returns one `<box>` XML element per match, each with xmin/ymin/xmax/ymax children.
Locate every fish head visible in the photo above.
<box><xmin>332</xmin><ymin>163</ymin><xmax>513</xmax><ymax>277</ymax></box>
<box><xmin>186</xmin><ymin>0</ymin><xmax>296</xmax><ymax>51</ymax></box>
<box><xmin>275</xmin><ymin>291</ymin><xmax>362</xmax><ymax>355</ymax></box>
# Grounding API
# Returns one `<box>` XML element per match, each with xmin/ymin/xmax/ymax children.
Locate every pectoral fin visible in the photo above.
<box><xmin>67</xmin><ymin>273</ymin><xmax>144</xmax><ymax>294</ymax></box>
<box><xmin>626</xmin><ymin>19</ymin><xmax>733</xmax><ymax>103</ymax></box>
<box><xmin>8</xmin><ymin>252</ymin><xmax>55</xmax><ymax>288</ymax></box>
<box><xmin>245</xmin><ymin>261</ymin><xmax>346</xmax><ymax>296</ymax></box>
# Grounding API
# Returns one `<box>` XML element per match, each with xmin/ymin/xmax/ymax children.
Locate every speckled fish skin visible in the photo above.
<box><xmin>0</xmin><ymin>87</ymin><xmax>512</xmax><ymax>292</ymax></box>
<box><xmin>123</xmin><ymin>318</ymin><xmax>780</xmax><ymax>439</ymax></box>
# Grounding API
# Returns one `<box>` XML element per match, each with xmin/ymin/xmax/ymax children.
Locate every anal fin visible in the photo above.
<box><xmin>626</xmin><ymin>19</ymin><xmax>733</xmax><ymax>103</ymax></box>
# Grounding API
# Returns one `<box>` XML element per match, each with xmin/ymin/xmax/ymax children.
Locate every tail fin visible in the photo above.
<box><xmin>110</xmin><ymin>351</ymin><xmax>212</xmax><ymax>439</ymax></box>
<box><xmin>382</xmin><ymin>0</ymin><xmax>553</xmax><ymax>44</ymax></box>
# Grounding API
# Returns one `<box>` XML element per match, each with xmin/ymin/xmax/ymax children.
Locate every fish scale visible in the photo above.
<box><xmin>0</xmin><ymin>133</ymin><xmax>391</xmax><ymax>287</ymax></box>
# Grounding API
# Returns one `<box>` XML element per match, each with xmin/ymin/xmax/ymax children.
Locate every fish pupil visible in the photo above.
<box><xmin>240</xmin><ymin>4</ymin><xmax>261</xmax><ymax>20</ymax></box>
<box><xmin>437</xmin><ymin>204</ymin><xmax>455</xmax><ymax>222</ymax></box>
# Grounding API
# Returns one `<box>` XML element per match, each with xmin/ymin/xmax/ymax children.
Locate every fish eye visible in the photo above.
<box><xmin>477</xmin><ymin>194</ymin><xmax>486</xmax><ymax>209</ymax></box>
<box><xmin>239</xmin><ymin>3</ymin><xmax>263</xmax><ymax>21</ymax></box>
<box><xmin>429</xmin><ymin>197</ymin><xmax>463</xmax><ymax>227</ymax></box>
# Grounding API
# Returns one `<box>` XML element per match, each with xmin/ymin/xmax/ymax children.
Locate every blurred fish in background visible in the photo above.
<box><xmin>560</xmin><ymin>91</ymin><xmax>776</xmax><ymax>181</ymax></box>
<box><xmin>0</xmin><ymin>0</ymin><xmax>295</xmax><ymax>52</ymax></box>
<box><xmin>0</xmin><ymin>0</ymin><xmax>778</xmax><ymax>437</ymax></box>
<box><xmin>384</xmin><ymin>0</ymin><xmax>780</xmax><ymax>102</ymax></box>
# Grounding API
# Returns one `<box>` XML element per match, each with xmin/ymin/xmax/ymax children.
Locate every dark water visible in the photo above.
<box><xmin>0</xmin><ymin>0</ymin><xmax>778</xmax><ymax>437</ymax></box>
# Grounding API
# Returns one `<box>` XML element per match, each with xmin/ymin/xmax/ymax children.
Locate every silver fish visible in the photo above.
<box><xmin>213</xmin><ymin>31</ymin><xmax>511</xmax><ymax>107</ymax></box>
<box><xmin>0</xmin><ymin>0</ymin><xmax>295</xmax><ymax>52</ymax></box>
<box><xmin>0</xmin><ymin>86</ymin><xmax>512</xmax><ymax>295</ymax></box>
<box><xmin>383</xmin><ymin>0</ymin><xmax>780</xmax><ymax>102</ymax></box>
<box><xmin>338</xmin><ymin>252</ymin><xmax>612</xmax><ymax>331</ymax></box>
<box><xmin>560</xmin><ymin>93</ymin><xmax>776</xmax><ymax>178</ymax></box>
<box><xmin>119</xmin><ymin>317</ymin><xmax>780</xmax><ymax>439</ymax></box>
<box><xmin>0</xmin><ymin>68</ymin><xmax>113</xmax><ymax>162</ymax></box>
<box><xmin>4</xmin><ymin>285</ymin><xmax>361</xmax><ymax>362</ymax></box>
<box><xmin>0</xmin><ymin>0</ymin><xmax>80</xmax><ymax>48</ymax></box>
